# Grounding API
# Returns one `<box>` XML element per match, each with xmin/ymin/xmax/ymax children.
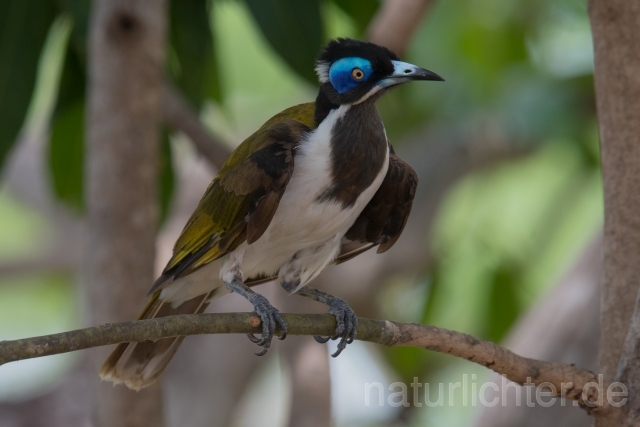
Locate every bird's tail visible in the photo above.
<box><xmin>99</xmin><ymin>291</ymin><xmax>212</xmax><ymax>391</ymax></box>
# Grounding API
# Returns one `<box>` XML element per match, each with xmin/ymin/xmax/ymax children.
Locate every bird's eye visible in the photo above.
<box><xmin>351</xmin><ymin>68</ymin><xmax>365</xmax><ymax>80</ymax></box>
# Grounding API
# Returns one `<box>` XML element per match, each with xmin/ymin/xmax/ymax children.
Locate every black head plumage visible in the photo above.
<box><xmin>313</xmin><ymin>39</ymin><xmax>402</xmax><ymax>123</ymax></box>
<box><xmin>313</xmin><ymin>38</ymin><xmax>443</xmax><ymax>124</ymax></box>
<box><xmin>315</xmin><ymin>39</ymin><xmax>401</xmax><ymax>108</ymax></box>
<box><xmin>317</xmin><ymin>38</ymin><xmax>400</xmax><ymax>77</ymax></box>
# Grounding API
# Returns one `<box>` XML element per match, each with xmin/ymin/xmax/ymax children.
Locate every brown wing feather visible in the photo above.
<box><xmin>241</xmin><ymin>148</ymin><xmax>418</xmax><ymax>281</ymax></box>
<box><xmin>337</xmin><ymin>148</ymin><xmax>418</xmax><ymax>261</ymax></box>
<box><xmin>148</xmin><ymin>118</ymin><xmax>312</xmax><ymax>295</ymax></box>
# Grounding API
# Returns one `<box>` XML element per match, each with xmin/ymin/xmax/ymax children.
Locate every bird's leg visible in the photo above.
<box><xmin>281</xmin><ymin>281</ymin><xmax>357</xmax><ymax>357</ymax></box>
<box><xmin>278</xmin><ymin>242</ymin><xmax>356</xmax><ymax>356</ymax></box>
<box><xmin>225</xmin><ymin>277</ymin><xmax>287</xmax><ymax>356</ymax></box>
<box><xmin>222</xmin><ymin>252</ymin><xmax>287</xmax><ymax>355</ymax></box>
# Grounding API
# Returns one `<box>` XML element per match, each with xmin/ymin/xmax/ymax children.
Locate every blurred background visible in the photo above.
<box><xmin>0</xmin><ymin>0</ymin><xmax>601</xmax><ymax>426</ymax></box>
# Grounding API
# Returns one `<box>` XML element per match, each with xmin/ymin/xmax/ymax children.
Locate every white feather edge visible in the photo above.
<box><xmin>315</xmin><ymin>60</ymin><xmax>330</xmax><ymax>83</ymax></box>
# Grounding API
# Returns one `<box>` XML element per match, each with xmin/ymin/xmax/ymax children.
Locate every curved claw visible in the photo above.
<box><xmin>313</xmin><ymin>297</ymin><xmax>358</xmax><ymax>357</ymax></box>
<box><xmin>247</xmin><ymin>333</ymin><xmax>264</xmax><ymax>344</ymax></box>
<box><xmin>331</xmin><ymin>344</ymin><xmax>346</xmax><ymax>358</ymax></box>
<box><xmin>244</xmin><ymin>296</ymin><xmax>288</xmax><ymax>356</ymax></box>
<box><xmin>254</xmin><ymin>347</ymin><xmax>268</xmax><ymax>357</ymax></box>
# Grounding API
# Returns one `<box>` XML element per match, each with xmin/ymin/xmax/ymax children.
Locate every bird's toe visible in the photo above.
<box><xmin>248</xmin><ymin>295</ymin><xmax>287</xmax><ymax>356</ymax></box>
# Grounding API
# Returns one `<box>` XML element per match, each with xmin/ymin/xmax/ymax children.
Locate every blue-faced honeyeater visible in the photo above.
<box><xmin>100</xmin><ymin>38</ymin><xmax>443</xmax><ymax>390</ymax></box>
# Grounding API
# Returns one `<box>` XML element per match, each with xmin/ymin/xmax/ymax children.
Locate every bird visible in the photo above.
<box><xmin>100</xmin><ymin>38</ymin><xmax>443</xmax><ymax>390</ymax></box>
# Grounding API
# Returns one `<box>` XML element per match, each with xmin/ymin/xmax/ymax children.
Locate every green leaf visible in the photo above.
<box><xmin>170</xmin><ymin>0</ymin><xmax>222</xmax><ymax>106</ymax></box>
<box><xmin>54</xmin><ymin>0</ymin><xmax>91</xmax><ymax>62</ymax></box>
<box><xmin>46</xmin><ymin>2</ymin><xmax>88</xmax><ymax>211</ymax></box>
<box><xmin>55</xmin><ymin>38</ymin><xmax>85</xmax><ymax>114</ymax></box>
<box><xmin>331</xmin><ymin>0</ymin><xmax>379</xmax><ymax>33</ymax></box>
<box><xmin>48</xmin><ymin>34</ymin><xmax>86</xmax><ymax>210</ymax></box>
<box><xmin>485</xmin><ymin>264</ymin><xmax>521</xmax><ymax>342</ymax></box>
<box><xmin>244</xmin><ymin>0</ymin><xmax>323</xmax><ymax>84</ymax></box>
<box><xmin>0</xmin><ymin>0</ymin><xmax>56</xmax><ymax>168</ymax></box>
<box><xmin>159</xmin><ymin>131</ymin><xmax>175</xmax><ymax>224</ymax></box>
<box><xmin>49</xmin><ymin>100</ymin><xmax>84</xmax><ymax>210</ymax></box>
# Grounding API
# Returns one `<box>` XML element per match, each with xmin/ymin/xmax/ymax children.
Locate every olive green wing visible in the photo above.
<box><xmin>335</xmin><ymin>146</ymin><xmax>418</xmax><ymax>264</ymax></box>
<box><xmin>149</xmin><ymin>103</ymin><xmax>316</xmax><ymax>294</ymax></box>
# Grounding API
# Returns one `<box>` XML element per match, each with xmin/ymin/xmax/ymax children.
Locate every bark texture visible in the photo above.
<box><xmin>86</xmin><ymin>1</ymin><xmax>167</xmax><ymax>426</ymax></box>
<box><xmin>589</xmin><ymin>1</ymin><xmax>640</xmax><ymax>426</ymax></box>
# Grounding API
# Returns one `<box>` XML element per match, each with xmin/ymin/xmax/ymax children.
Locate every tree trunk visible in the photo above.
<box><xmin>85</xmin><ymin>1</ymin><xmax>167</xmax><ymax>426</ymax></box>
<box><xmin>589</xmin><ymin>1</ymin><xmax>640</xmax><ymax>426</ymax></box>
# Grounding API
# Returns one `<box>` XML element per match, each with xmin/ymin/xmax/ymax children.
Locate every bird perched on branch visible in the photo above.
<box><xmin>101</xmin><ymin>38</ymin><xmax>443</xmax><ymax>390</ymax></box>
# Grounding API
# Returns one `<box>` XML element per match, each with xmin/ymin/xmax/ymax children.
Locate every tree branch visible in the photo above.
<box><xmin>367</xmin><ymin>0</ymin><xmax>432</xmax><ymax>56</ymax></box>
<box><xmin>162</xmin><ymin>83</ymin><xmax>232</xmax><ymax>170</ymax></box>
<box><xmin>0</xmin><ymin>313</ymin><xmax>607</xmax><ymax>412</ymax></box>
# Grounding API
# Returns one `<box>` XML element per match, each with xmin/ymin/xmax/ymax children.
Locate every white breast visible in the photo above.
<box><xmin>161</xmin><ymin>105</ymin><xmax>390</xmax><ymax>305</ymax></box>
<box><xmin>241</xmin><ymin>104</ymin><xmax>389</xmax><ymax>278</ymax></box>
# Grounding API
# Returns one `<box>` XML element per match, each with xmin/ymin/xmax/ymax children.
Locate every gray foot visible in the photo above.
<box><xmin>226</xmin><ymin>278</ymin><xmax>287</xmax><ymax>356</ymax></box>
<box><xmin>316</xmin><ymin>298</ymin><xmax>358</xmax><ymax>357</ymax></box>
<box><xmin>295</xmin><ymin>287</ymin><xmax>357</xmax><ymax>357</ymax></box>
<box><xmin>246</xmin><ymin>293</ymin><xmax>287</xmax><ymax>356</ymax></box>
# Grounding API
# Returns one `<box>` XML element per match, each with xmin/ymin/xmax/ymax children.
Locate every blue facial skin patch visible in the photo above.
<box><xmin>329</xmin><ymin>57</ymin><xmax>374</xmax><ymax>93</ymax></box>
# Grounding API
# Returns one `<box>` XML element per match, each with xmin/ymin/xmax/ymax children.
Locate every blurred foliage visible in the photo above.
<box><xmin>1</xmin><ymin>0</ymin><xmax>379</xmax><ymax>220</ymax></box>
<box><xmin>331</xmin><ymin>0</ymin><xmax>378</xmax><ymax>32</ymax></box>
<box><xmin>48</xmin><ymin>28</ymin><xmax>84</xmax><ymax>209</ymax></box>
<box><xmin>0</xmin><ymin>191</ymin><xmax>76</xmax><ymax>400</ymax></box>
<box><xmin>170</xmin><ymin>0</ymin><xmax>223</xmax><ymax>106</ymax></box>
<box><xmin>0</xmin><ymin>1</ymin><xmax>56</xmax><ymax>168</ymax></box>
<box><xmin>50</xmin><ymin>99</ymin><xmax>84</xmax><ymax>209</ymax></box>
<box><xmin>0</xmin><ymin>191</ymin><xmax>54</xmax><ymax>261</ymax></box>
<box><xmin>0</xmin><ymin>273</ymin><xmax>77</xmax><ymax>401</ymax></box>
<box><xmin>159</xmin><ymin>130</ymin><xmax>176</xmax><ymax>224</ymax></box>
<box><xmin>245</xmin><ymin>0</ymin><xmax>324</xmax><ymax>84</ymax></box>
<box><xmin>373</xmin><ymin>0</ymin><xmax>601</xmax><ymax>424</ymax></box>
<box><xmin>0</xmin><ymin>0</ymin><xmax>604</xmax><ymax>425</ymax></box>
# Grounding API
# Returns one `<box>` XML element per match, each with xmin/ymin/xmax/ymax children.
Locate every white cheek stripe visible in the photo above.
<box><xmin>353</xmin><ymin>85</ymin><xmax>385</xmax><ymax>105</ymax></box>
<box><xmin>315</xmin><ymin>61</ymin><xmax>330</xmax><ymax>83</ymax></box>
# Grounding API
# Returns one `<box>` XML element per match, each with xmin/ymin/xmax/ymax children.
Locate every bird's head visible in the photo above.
<box><xmin>315</xmin><ymin>38</ymin><xmax>443</xmax><ymax>106</ymax></box>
